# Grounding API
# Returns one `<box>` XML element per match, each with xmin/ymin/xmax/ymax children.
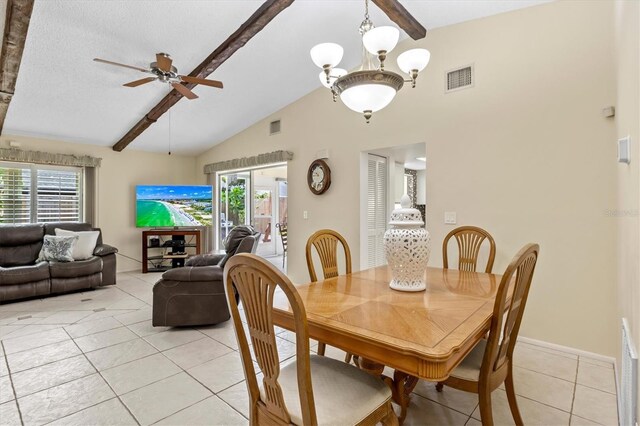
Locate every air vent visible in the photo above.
<box><xmin>446</xmin><ymin>65</ymin><xmax>473</xmax><ymax>92</ymax></box>
<box><xmin>269</xmin><ymin>120</ymin><xmax>281</xmax><ymax>135</ymax></box>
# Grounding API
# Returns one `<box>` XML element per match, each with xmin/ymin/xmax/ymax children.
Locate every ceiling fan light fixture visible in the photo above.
<box><xmin>94</xmin><ymin>53</ymin><xmax>223</xmax><ymax>101</ymax></box>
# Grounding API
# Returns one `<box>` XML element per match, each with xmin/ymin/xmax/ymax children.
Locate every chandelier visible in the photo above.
<box><xmin>310</xmin><ymin>0</ymin><xmax>430</xmax><ymax>123</ymax></box>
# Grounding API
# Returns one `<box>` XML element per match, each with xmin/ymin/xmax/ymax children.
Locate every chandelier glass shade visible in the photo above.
<box><xmin>318</xmin><ymin>68</ymin><xmax>347</xmax><ymax>88</ymax></box>
<box><xmin>341</xmin><ymin>84</ymin><xmax>397</xmax><ymax>114</ymax></box>
<box><xmin>363</xmin><ymin>26</ymin><xmax>400</xmax><ymax>63</ymax></box>
<box><xmin>310</xmin><ymin>43</ymin><xmax>344</xmax><ymax>69</ymax></box>
<box><xmin>310</xmin><ymin>0</ymin><xmax>430</xmax><ymax>123</ymax></box>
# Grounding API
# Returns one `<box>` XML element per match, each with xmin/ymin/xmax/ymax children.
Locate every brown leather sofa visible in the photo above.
<box><xmin>0</xmin><ymin>223</ymin><xmax>117</xmax><ymax>303</ymax></box>
<box><xmin>152</xmin><ymin>226</ymin><xmax>260</xmax><ymax>327</ymax></box>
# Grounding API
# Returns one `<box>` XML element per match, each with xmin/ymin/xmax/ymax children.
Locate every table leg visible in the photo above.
<box><xmin>357</xmin><ymin>358</ymin><xmax>418</xmax><ymax>425</ymax></box>
<box><xmin>386</xmin><ymin>370</ymin><xmax>419</xmax><ymax>424</ymax></box>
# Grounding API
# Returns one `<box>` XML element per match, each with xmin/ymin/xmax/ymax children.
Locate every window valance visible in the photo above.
<box><xmin>203</xmin><ymin>150</ymin><xmax>293</xmax><ymax>174</ymax></box>
<box><xmin>0</xmin><ymin>148</ymin><xmax>102</xmax><ymax>168</ymax></box>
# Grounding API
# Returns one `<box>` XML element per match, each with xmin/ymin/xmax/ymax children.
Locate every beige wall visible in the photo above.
<box><xmin>197</xmin><ymin>1</ymin><xmax>619</xmax><ymax>356</ymax></box>
<box><xmin>614</xmin><ymin>0</ymin><xmax>640</xmax><ymax>384</ymax></box>
<box><xmin>0</xmin><ymin>135</ymin><xmax>198</xmax><ymax>272</ymax></box>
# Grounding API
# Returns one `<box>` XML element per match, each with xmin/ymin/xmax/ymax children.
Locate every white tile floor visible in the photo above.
<box><xmin>0</xmin><ymin>271</ymin><xmax>619</xmax><ymax>426</ymax></box>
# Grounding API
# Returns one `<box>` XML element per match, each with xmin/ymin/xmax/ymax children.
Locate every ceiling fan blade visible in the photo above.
<box><xmin>179</xmin><ymin>76</ymin><xmax>224</xmax><ymax>89</ymax></box>
<box><xmin>156</xmin><ymin>53</ymin><xmax>173</xmax><ymax>72</ymax></box>
<box><xmin>123</xmin><ymin>77</ymin><xmax>157</xmax><ymax>87</ymax></box>
<box><xmin>93</xmin><ymin>58</ymin><xmax>148</xmax><ymax>72</ymax></box>
<box><xmin>171</xmin><ymin>82</ymin><xmax>199</xmax><ymax>100</ymax></box>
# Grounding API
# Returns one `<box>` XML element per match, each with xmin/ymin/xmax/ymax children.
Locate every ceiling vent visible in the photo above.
<box><xmin>269</xmin><ymin>120</ymin><xmax>281</xmax><ymax>135</ymax></box>
<box><xmin>446</xmin><ymin>65</ymin><xmax>473</xmax><ymax>93</ymax></box>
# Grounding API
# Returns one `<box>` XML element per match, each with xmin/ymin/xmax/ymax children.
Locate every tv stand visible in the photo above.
<box><xmin>142</xmin><ymin>229</ymin><xmax>201</xmax><ymax>273</ymax></box>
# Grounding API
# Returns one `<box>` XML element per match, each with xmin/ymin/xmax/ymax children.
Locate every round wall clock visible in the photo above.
<box><xmin>307</xmin><ymin>159</ymin><xmax>331</xmax><ymax>195</ymax></box>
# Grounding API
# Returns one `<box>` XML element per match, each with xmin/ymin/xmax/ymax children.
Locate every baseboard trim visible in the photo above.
<box><xmin>518</xmin><ymin>336</ymin><xmax>616</xmax><ymax>364</ymax></box>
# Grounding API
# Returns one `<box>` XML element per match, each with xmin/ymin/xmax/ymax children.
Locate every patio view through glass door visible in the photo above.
<box><xmin>216</xmin><ymin>164</ymin><xmax>287</xmax><ymax>271</ymax></box>
<box><xmin>217</xmin><ymin>171</ymin><xmax>250</xmax><ymax>249</ymax></box>
<box><xmin>253</xmin><ymin>186</ymin><xmax>275</xmax><ymax>255</ymax></box>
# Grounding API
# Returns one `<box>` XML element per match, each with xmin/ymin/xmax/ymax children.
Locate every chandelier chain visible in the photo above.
<box><xmin>359</xmin><ymin>0</ymin><xmax>374</xmax><ymax>35</ymax></box>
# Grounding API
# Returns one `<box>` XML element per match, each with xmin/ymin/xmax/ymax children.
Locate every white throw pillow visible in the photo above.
<box><xmin>55</xmin><ymin>228</ymin><xmax>100</xmax><ymax>261</ymax></box>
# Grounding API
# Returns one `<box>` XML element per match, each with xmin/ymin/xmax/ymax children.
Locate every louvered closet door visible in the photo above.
<box><xmin>0</xmin><ymin>163</ymin><xmax>31</xmax><ymax>224</ymax></box>
<box><xmin>36</xmin><ymin>168</ymin><xmax>82</xmax><ymax>223</ymax></box>
<box><xmin>367</xmin><ymin>154</ymin><xmax>387</xmax><ymax>268</ymax></box>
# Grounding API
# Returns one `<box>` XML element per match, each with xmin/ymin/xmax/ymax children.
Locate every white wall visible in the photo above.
<box><xmin>613</xmin><ymin>0</ymin><xmax>640</xmax><ymax>398</ymax></box>
<box><xmin>197</xmin><ymin>1</ymin><xmax>619</xmax><ymax>356</ymax></box>
<box><xmin>0</xmin><ymin>135</ymin><xmax>198</xmax><ymax>271</ymax></box>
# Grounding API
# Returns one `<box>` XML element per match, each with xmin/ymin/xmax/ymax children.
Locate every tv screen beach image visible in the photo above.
<box><xmin>136</xmin><ymin>185</ymin><xmax>213</xmax><ymax>227</ymax></box>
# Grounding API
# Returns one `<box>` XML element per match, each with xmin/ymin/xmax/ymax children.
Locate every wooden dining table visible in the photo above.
<box><xmin>271</xmin><ymin>265</ymin><xmax>501</xmax><ymax>423</ymax></box>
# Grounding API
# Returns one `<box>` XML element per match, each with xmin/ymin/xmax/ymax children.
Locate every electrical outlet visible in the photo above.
<box><xmin>444</xmin><ymin>212</ymin><xmax>457</xmax><ymax>224</ymax></box>
<box><xmin>303</xmin><ymin>210</ymin><xmax>308</xmax><ymax>220</ymax></box>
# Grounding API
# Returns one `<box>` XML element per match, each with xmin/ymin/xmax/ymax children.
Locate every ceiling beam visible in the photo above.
<box><xmin>371</xmin><ymin>0</ymin><xmax>426</xmax><ymax>40</ymax></box>
<box><xmin>0</xmin><ymin>0</ymin><xmax>34</xmax><ymax>134</ymax></box>
<box><xmin>112</xmin><ymin>0</ymin><xmax>294</xmax><ymax>152</ymax></box>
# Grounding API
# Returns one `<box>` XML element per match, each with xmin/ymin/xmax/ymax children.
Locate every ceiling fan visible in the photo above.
<box><xmin>93</xmin><ymin>53</ymin><xmax>223</xmax><ymax>100</ymax></box>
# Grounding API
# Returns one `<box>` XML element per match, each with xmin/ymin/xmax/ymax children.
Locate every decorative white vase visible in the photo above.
<box><xmin>384</xmin><ymin>194</ymin><xmax>431</xmax><ymax>292</ymax></box>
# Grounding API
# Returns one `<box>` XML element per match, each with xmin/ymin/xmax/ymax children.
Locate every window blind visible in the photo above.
<box><xmin>0</xmin><ymin>165</ymin><xmax>31</xmax><ymax>224</ymax></box>
<box><xmin>36</xmin><ymin>168</ymin><xmax>82</xmax><ymax>223</ymax></box>
<box><xmin>367</xmin><ymin>154</ymin><xmax>387</xmax><ymax>268</ymax></box>
<box><xmin>0</xmin><ymin>163</ymin><xmax>82</xmax><ymax>224</ymax></box>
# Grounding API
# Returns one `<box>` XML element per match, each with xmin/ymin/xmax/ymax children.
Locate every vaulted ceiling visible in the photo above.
<box><xmin>2</xmin><ymin>0</ymin><xmax>549</xmax><ymax>155</ymax></box>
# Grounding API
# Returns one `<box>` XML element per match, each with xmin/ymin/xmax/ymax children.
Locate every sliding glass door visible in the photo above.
<box><xmin>217</xmin><ymin>171</ymin><xmax>250</xmax><ymax>248</ymax></box>
<box><xmin>215</xmin><ymin>165</ymin><xmax>287</xmax><ymax>271</ymax></box>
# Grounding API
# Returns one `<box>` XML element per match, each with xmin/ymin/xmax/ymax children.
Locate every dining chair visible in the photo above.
<box><xmin>224</xmin><ymin>253</ymin><xmax>398</xmax><ymax>426</ymax></box>
<box><xmin>276</xmin><ymin>222</ymin><xmax>287</xmax><ymax>268</ymax></box>
<box><xmin>305</xmin><ymin>229</ymin><xmax>352</xmax><ymax>359</ymax></box>
<box><xmin>442</xmin><ymin>226</ymin><xmax>497</xmax><ymax>273</ymax></box>
<box><xmin>435</xmin><ymin>243</ymin><xmax>540</xmax><ymax>426</ymax></box>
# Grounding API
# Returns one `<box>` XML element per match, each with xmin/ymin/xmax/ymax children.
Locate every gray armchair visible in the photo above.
<box><xmin>152</xmin><ymin>226</ymin><xmax>260</xmax><ymax>327</ymax></box>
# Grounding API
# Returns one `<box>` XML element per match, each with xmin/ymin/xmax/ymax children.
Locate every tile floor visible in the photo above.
<box><xmin>0</xmin><ymin>271</ymin><xmax>619</xmax><ymax>426</ymax></box>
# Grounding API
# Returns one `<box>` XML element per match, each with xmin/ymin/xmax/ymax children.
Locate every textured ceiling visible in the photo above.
<box><xmin>3</xmin><ymin>0</ymin><xmax>550</xmax><ymax>155</ymax></box>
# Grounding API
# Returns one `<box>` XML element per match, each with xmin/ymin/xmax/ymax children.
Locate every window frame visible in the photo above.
<box><xmin>0</xmin><ymin>161</ymin><xmax>84</xmax><ymax>224</ymax></box>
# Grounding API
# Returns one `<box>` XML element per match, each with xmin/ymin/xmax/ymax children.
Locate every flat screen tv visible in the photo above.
<box><xmin>136</xmin><ymin>185</ymin><xmax>213</xmax><ymax>227</ymax></box>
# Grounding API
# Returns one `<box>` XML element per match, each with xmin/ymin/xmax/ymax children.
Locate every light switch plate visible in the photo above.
<box><xmin>619</xmin><ymin>136</ymin><xmax>631</xmax><ymax>164</ymax></box>
<box><xmin>303</xmin><ymin>210</ymin><xmax>308</xmax><ymax>220</ymax></box>
<box><xmin>444</xmin><ymin>212</ymin><xmax>457</xmax><ymax>224</ymax></box>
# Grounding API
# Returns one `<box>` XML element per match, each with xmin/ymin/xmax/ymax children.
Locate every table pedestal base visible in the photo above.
<box><xmin>357</xmin><ymin>358</ymin><xmax>419</xmax><ymax>424</ymax></box>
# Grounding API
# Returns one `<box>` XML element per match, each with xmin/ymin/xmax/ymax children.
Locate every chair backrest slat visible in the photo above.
<box><xmin>443</xmin><ymin>226</ymin><xmax>496</xmax><ymax>273</ymax></box>
<box><xmin>482</xmin><ymin>244</ymin><xmax>539</xmax><ymax>376</ymax></box>
<box><xmin>305</xmin><ymin>229</ymin><xmax>352</xmax><ymax>282</ymax></box>
<box><xmin>276</xmin><ymin>223</ymin><xmax>288</xmax><ymax>252</ymax></box>
<box><xmin>224</xmin><ymin>253</ymin><xmax>317</xmax><ymax>425</ymax></box>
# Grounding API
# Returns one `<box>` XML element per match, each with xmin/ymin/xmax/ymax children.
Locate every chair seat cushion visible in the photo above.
<box><xmin>264</xmin><ymin>354</ymin><xmax>391</xmax><ymax>425</ymax></box>
<box><xmin>0</xmin><ymin>262</ymin><xmax>50</xmax><ymax>285</ymax></box>
<box><xmin>450</xmin><ymin>339</ymin><xmax>487</xmax><ymax>381</ymax></box>
<box><xmin>49</xmin><ymin>257</ymin><xmax>102</xmax><ymax>278</ymax></box>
